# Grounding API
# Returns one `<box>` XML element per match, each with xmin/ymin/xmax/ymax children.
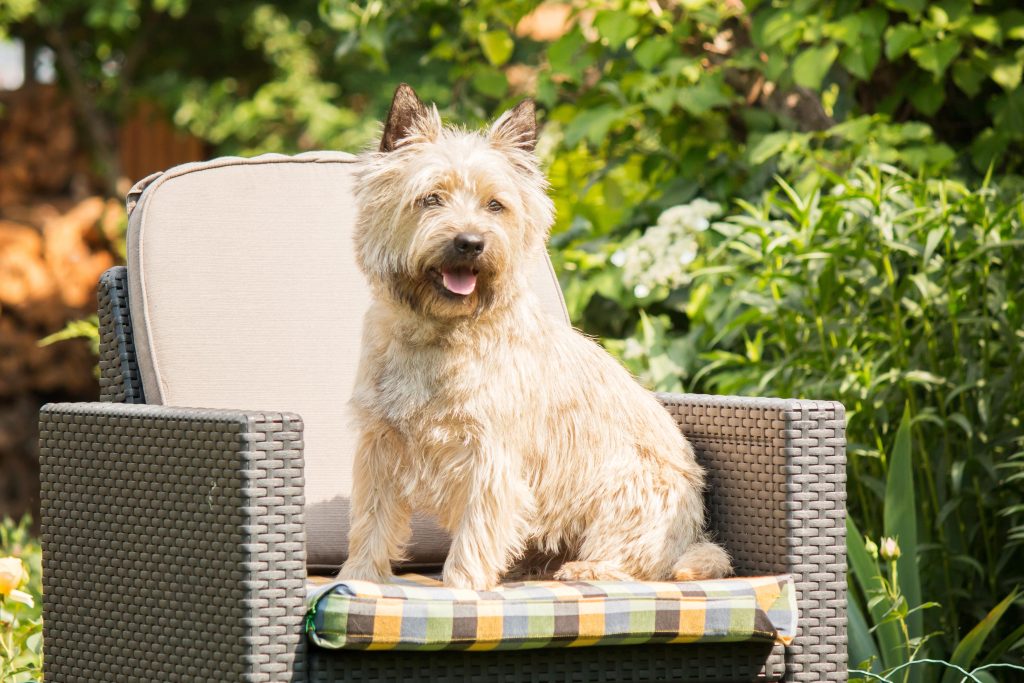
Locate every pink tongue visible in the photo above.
<box><xmin>442</xmin><ymin>269</ymin><xmax>477</xmax><ymax>295</ymax></box>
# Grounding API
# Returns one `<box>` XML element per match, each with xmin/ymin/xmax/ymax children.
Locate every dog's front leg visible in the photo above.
<box><xmin>339</xmin><ymin>427</ymin><xmax>410</xmax><ymax>583</ymax></box>
<box><xmin>443</xmin><ymin>450</ymin><xmax>532</xmax><ymax>590</ymax></box>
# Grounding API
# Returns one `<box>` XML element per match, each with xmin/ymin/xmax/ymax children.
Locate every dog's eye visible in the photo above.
<box><xmin>487</xmin><ymin>199</ymin><xmax>504</xmax><ymax>213</ymax></box>
<box><xmin>422</xmin><ymin>193</ymin><xmax>442</xmax><ymax>208</ymax></box>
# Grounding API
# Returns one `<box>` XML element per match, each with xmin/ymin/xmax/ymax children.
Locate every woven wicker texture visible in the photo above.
<box><xmin>39</xmin><ymin>402</ymin><xmax>307</xmax><ymax>682</ymax></box>
<box><xmin>658</xmin><ymin>393</ymin><xmax>848</xmax><ymax>683</ymax></box>
<box><xmin>309</xmin><ymin>641</ymin><xmax>785</xmax><ymax>682</ymax></box>
<box><xmin>98</xmin><ymin>266</ymin><xmax>145</xmax><ymax>404</ymax></box>
<box><xmin>42</xmin><ymin>268</ymin><xmax>847</xmax><ymax>682</ymax></box>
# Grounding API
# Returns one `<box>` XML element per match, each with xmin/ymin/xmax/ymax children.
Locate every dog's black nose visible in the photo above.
<box><xmin>453</xmin><ymin>232</ymin><xmax>486</xmax><ymax>257</ymax></box>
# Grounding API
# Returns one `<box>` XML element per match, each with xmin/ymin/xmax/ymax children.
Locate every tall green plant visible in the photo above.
<box><xmin>588</xmin><ymin>168</ymin><xmax>1024</xmax><ymax>662</ymax></box>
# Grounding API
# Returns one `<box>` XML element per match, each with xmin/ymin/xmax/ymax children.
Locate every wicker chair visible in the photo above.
<box><xmin>39</xmin><ymin>154</ymin><xmax>847</xmax><ymax>682</ymax></box>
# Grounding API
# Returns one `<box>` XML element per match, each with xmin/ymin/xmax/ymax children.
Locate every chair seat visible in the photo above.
<box><xmin>306</xmin><ymin>573</ymin><xmax>797</xmax><ymax>652</ymax></box>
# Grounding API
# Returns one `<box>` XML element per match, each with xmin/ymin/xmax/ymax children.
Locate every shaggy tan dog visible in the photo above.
<box><xmin>339</xmin><ymin>84</ymin><xmax>731</xmax><ymax>590</ymax></box>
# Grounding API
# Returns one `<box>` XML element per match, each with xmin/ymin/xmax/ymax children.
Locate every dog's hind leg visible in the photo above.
<box><xmin>672</xmin><ymin>540</ymin><xmax>732</xmax><ymax>581</ymax></box>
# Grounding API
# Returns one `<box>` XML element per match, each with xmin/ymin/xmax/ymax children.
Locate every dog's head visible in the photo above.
<box><xmin>353</xmin><ymin>84</ymin><xmax>554</xmax><ymax>320</ymax></box>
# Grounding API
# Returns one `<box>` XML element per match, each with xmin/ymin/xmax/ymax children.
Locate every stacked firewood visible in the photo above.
<box><xmin>0</xmin><ymin>195</ymin><xmax>121</xmax><ymax>521</ymax></box>
<box><xmin>0</xmin><ymin>80</ymin><xmax>124</xmax><ymax>520</ymax></box>
<box><xmin>0</xmin><ymin>85</ymin><xmax>84</xmax><ymax>206</ymax></box>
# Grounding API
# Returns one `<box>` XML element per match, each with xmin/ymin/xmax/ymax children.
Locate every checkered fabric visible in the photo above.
<box><xmin>306</xmin><ymin>573</ymin><xmax>797</xmax><ymax>652</ymax></box>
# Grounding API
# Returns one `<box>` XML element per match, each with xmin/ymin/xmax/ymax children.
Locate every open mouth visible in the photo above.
<box><xmin>431</xmin><ymin>266</ymin><xmax>479</xmax><ymax>297</ymax></box>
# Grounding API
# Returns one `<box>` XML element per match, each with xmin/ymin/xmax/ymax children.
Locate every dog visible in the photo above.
<box><xmin>339</xmin><ymin>83</ymin><xmax>731</xmax><ymax>590</ymax></box>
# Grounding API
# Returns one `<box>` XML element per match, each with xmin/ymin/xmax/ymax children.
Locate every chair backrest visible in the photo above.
<box><xmin>124</xmin><ymin>152</ymin><xmax>570</xmax><ymax>572</ymax></box>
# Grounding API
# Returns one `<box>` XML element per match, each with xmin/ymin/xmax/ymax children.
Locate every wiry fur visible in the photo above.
<box><xmin>340</xmin><ymin>84</ymin><xmax>731</xmax><ymax>589</ymax></box>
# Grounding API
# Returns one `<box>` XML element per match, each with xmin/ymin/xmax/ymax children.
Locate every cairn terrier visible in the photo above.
<box><xmin>339</xmin><ymin>84</ymin><xmax>731</xmax><ymax>590</ymax></box>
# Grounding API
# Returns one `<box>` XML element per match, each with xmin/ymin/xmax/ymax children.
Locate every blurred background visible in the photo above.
<box><xmin>0</xmin><ymin>1</ymin><xmax>1022</xmax><ymax>679</ymax></box>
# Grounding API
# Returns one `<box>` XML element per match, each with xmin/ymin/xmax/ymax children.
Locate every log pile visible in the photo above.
<box><xmin>0</xmin><ymin>85</ymin><xmax>121</xmax><ymax>518</ymax></box>
<box><xmin>0</xmin><ymin>85</ymin><xmax>88</xmax><ymax>206</ymax></box>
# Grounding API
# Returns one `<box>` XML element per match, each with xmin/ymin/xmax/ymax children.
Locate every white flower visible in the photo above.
<box><xmin>615</xmin><ymin>199</ymin><xmax>721</xmax><ymax>293</ymax></box>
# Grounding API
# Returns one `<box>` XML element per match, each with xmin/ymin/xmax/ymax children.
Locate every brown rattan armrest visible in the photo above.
<box><xmin>39</xmin><ymin>402</ymin><xmax>307</xmax><ymax>682</ymax></box>
<box><xmin>657</xmin><ymin>392</ymin><xmax>847</xmax><ymax>683</ymax></box>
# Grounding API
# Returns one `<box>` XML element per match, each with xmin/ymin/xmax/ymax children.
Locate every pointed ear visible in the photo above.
<box><xmin>489</xmin><ymin>99</ymin><xmax>537</xmax><ymax>153</ymax></box>
<box><xmin>380</xmin><ymin>83</ymin><xmax>432</xmax><ymax>152</ymax></box>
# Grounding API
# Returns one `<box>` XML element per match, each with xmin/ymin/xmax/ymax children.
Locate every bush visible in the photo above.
<box><xmin>567</xmin><ymin>165</ymin><xmax>1024</xmax><ymax>672</ymax></box>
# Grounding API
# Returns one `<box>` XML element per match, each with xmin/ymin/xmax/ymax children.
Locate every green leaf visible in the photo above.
<box><xmin>563</xmin><ymin>106</ymin><xmax>622</xmax><ymax>147</ymax></box>
<box><xmin>548</xmin><ymin>28</ymin><xmax>584</xmax><ymax>74</ymax></box>
<box><xmin>848</xmin><ymin>586</ymin><xmax>883</xmax><ymax>675</ymax></box>
<box><xmin>1003</xmin><ymin>10</ymin><xmax>1024</xmax><ymax>40</ymax></box>
<box><xmin>847</xmin><ymin>516</ymin><xmax>903</xmax><ymax>669</ymax></box>
<box><xmin>885</xmin><ymin>23</ymin><xmax>924</xmax><ymax>60</ymax></box>
<box><xmin>479</xmin><ymin>30</ymin><xmax>514</xmax><ymax>67</ymax></box>
<box><xmin>910</xmin><ymin>37</ymin><xmax>962</xmax><ymax>76</ymax></box>
<box><xmin>909</xmin><ymin>79</ymin><xmax>945</xmax><ymax>115</ymax></box>
<box><xmin>941</xmin><ymin>589</ymin><xmax>1021</xmax><ymax>683</ymax></box>
<box><xmin>884</xmin><ymin>0</ymin><xmax>926</xmax><ymax>18</ymax></box>
<box><xmin>792</xmin><ymin>43</ymin><xmax>839</xmax><ymax>89</ymax></box>
<box><xmin>634</xmin><ymin>37</ymin><xmax>673</xmax><ymax>70</ymax></box>
<box><xmin>471</xmin><ymin>66</ymin><xmax>508</xmax><ymax>98</ymax></box>
<box><xmin>677</xmin><ymin>78</ymin><xmax>732</xmax><ymax>116</ymax></box>
<box><xmin>967</xmin><ymin>15</ymin><xmax>1002</xmax><ymax>44</ymax></box>
<box><xmin>595</xmin><ymin>10</ymin><xmax>639</xmax><ymax>49</ymax></box>
<box><xmin>841</xmin><ymin>39</ymin><xmax>881</xmax><ymax>81</ymax></box>
<box><xmin>952</xmin><ymin>59</ymin><xmax>986</xmax><ymax>96</ymax></box>
<box><xmin>884</xmin><ymin>405</ymin><xmax>923</xmax><ymax>640</ymax></box>
<box><xmin>990</xmin><ymin>58</ymin><xmax>1024</xmax><ymax>91</ymax></box>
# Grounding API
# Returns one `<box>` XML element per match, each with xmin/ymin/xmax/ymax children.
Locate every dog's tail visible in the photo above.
<box><xmin>672</xmin><ymin>540</ymin><xmax>732</xmax><ymax>581</ymax></box>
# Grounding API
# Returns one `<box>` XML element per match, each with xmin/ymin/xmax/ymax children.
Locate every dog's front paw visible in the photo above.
<box><xmin>443</xmin><ymin>564</ymin><xmax>498</xmax><ymax>591</ymax></box>
<box><xmin>338</xmin><ymin>560</ymin><xmax>392</xmax><ymax>584</ymax></box>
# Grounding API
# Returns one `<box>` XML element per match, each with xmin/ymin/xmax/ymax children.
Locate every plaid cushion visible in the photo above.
<box><xmin>306</xmin><ymin>573</ymin><xmax>797</xmax><ymax>652</ymax></box>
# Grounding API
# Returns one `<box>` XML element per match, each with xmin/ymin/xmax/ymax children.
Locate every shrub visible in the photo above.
<box><xmin>566</xmin><ymin>165</ymin><xmax>1024</xmax><ymax>668</ymax></box>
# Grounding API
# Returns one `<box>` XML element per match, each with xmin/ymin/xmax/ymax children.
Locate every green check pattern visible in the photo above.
<box><xmin>306</xmin><ymin>573</ymin><xmax>796</xmax><ymax>652</ymax></box>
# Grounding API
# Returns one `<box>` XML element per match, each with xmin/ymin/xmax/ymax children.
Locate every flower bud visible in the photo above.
<box><xmin>879</xmin><ymin>537</ymin><xmax>901</xmax><ymax>561</ymax></box>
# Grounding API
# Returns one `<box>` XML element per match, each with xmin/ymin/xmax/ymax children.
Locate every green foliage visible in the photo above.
<box><xmin>1</xmin><ymin>517</ymin><xmax>42</xmax><ymax>683</ymax></box>
<box><xmin>589</xmin><ymin>167</ymin><xmax>1024</xmax><ymax>670</ymax></box>
<box><xmin>5</xmin><ymin>0</ymin><xmax>1024</xmax><ymax>672</ymax></box>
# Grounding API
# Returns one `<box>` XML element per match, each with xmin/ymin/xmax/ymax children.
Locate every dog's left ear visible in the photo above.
<box><xmin>489</xmin><ymin>99</ymin><xmax>537</xmax><ymax>153</ymax></box>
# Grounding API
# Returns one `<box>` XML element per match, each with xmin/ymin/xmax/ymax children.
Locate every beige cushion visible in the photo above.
<box><xmin>126</xmin><ymin>152</ymin><xmax>570</xmax><ymax>572</ymax></box>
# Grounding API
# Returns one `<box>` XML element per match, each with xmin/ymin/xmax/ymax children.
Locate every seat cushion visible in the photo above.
<box><xmin>125</xmin><ymin>152</ymin><xmax>571</xmax><ymax>572</ymax></box>
<box><xmin>305</xmin><ymin>573</ymin><xmax>797</xmax><ymax>652</ymax></box>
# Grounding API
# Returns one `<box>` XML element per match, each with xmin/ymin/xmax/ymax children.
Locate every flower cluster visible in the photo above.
<box><xmin>612</xmin><ymin>199</ymin><xmax>721</xmax><ymax>297</ymax></box>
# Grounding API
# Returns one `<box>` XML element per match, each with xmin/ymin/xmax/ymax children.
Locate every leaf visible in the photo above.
<box><xmin>848</xmin><ymin>586</ymin><xmax>883</xmax><ymax>675</ymax></box>
<box><xmin>941</xmin><ymin>589</ymin><xmax>1021</xmax><ymax>683</ymax></box>
<box><xmin>792</xmin><ymin>43</ymin><xmax>839</xmax><ymax>89</ymax></box>
<box><xmin>910</xmin><ymin>37</ymin><xmax>962</xmax><ymax>76</ymax></box>
<box><xmin>909</xmin><ymin>79</ymin><xmax>945</xmax><ymax>115</ymax></box>
<box><xmin>471</xmin><ymin>66</ymin><xmax>508</xmax><ymax>98</ymax></box>
<box><xmin>595</xmin><ymin>10</ymin><xmax>639</xmax><ymax>49</ymax></box>
<box><xmin>990</xmin><ymin>58</ymin><xmax>1024</xmax><ymax>91</ymax></box>
<box><xmin>563</xmin><ymin>106</ymin><xmax>622</xmax><ymax>147</ymax></box>
<box><xmin>885</xmin><ymin>23</ymin><xmax>924</xmax><ymax>60</ymax></box>
<box><xmin>847</xmin><ymin>516</ymin><xmax>903</xmax><ymax>669</ymax></box>
<box><xmin>676</xmin><ymin>78</ymin><xmax>732</xmax><ymax>116</ymax></box>
<box><xmin>966</xmin><ymin>15</ymin><xmax>1002</xmax><ymax>45</ymax></box>
<box><xmin>885</xmin><ymin>0</ymin><xmax>926</xmax><ymax>17</ymax></box>
<box><xmin>634</xmin><ymin>37</ymin><xmax>673</xmax><ymax>70</ymax></box>
<box><xmin>952</xmin><ymin>59</ymin><xmax>986</xmax><ymax>97</ymax></box>
<box><xmin>841</xmin><ymin>39</ymin><xmax>881</xmax><ymax>81</ymax></box>
<box><xmin>884</xmin><ymin>405</ymin><xmax>923</xmax><ymax>640</ymax></box>
<box><xmin>479</xmin><ymin>30</ymin><xmax>514</xmax><ymax>67</ymax></box>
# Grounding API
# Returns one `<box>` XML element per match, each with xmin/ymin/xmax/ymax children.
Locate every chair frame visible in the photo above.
<box><xmin>39</xmin><ymin>266</ymin><xmax>847</xmax><ymax>682</ymax></box>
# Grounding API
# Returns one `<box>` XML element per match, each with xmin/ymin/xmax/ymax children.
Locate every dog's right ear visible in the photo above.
<box><xmin>380</xmin><ymin>83</ymin><xmax>434</xmax><ymax>152</ymax></box>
